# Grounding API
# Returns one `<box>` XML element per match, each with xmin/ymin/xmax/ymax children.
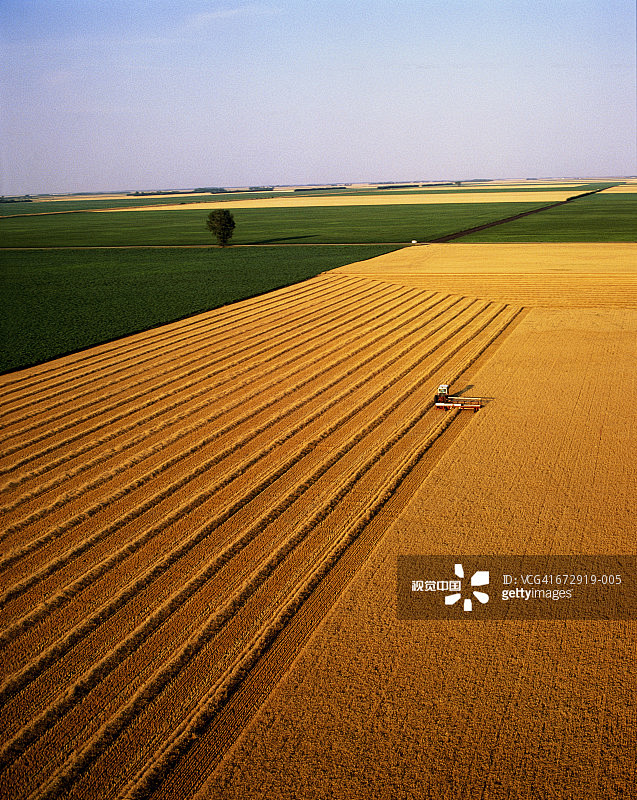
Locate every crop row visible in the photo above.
<box><xmin>39</xmin><ymin>306</ymin><xmax>523</xmax><ymax>800</ymax></box>
<box><xmin>0</xmin><ymin>270</ymin><xmax>355</xmax><ymax>404</ymax></box>
<box><xmin>0</xmin><ymin>277</ymin><xmax>410</xmax><ymax>513</ymax></box>
<box><xmin>0</xmin><ymin>283</ymin><xmax>440</xmax><ymax>567</ymax></box>
<box><xmin>0</xmin><ymin>275</ymin><xmax>522</xmax><ymax>799</ymax></box>
<box><xmin>1</xmin><ymin>293</ymin><xmax>479</xmax><ymax>659</ymax></box>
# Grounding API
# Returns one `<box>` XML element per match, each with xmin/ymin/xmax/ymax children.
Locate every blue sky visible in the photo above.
<box><xmin>1</xmin><ymin>0</ymin><xmax>635</xmax><ymax>194</ymax></box>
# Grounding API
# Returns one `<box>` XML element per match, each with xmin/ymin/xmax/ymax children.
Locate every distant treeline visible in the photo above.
<box><xmin>128</xmin><ymin>186</ymin><xmax>274</xmax><ymax>196</ymax></box>
<box><xmin>375</xmin><ymin>182</ymin><xmax>461</xmax><ymax>189</ymax></box>
<box><xmin>293</xmin><ymin>186</ymin><xmax>348</xmax><ymax>192</ymax></box>
<box><xmin>0</xmin><ymin>196</ymin><xmax>32</xmax><ymax>203</ymax></box>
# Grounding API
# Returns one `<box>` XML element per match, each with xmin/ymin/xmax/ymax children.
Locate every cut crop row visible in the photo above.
<box><xmin>0</xmin><ymin>285</ymin><xmax>434</xmax><ymax>563</ymax></box>
<box><xmin>0</xmin><ymin>304</ymin><xmax>516</xmax><ymax>784</ymax></box>
<box><xmin>0</xmin><ymin>278</ymin><xmax>410</xmax><ymax>515</ymax></box>
<box><xmin>0</xmin><ymin>293</ymin><xmax>472</xmax><ymax>658</ymax></box>
<box><xmin>0</xmin><ymin>272</ymin><xmax>354</xmax><ymax>405</ymax></box>
<box><xmin>0</xmin><ymin>276</ymin><xmax>382</xmax><ymax>452</ymax></box>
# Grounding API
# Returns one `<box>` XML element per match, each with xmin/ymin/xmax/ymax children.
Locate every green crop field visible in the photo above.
<box><xmin>2</xmin><ymin>186</ymin><xmax>632</xmax><ymax>372</ymax></box>
<box><xmin>0</xmin><ymin>182</ymin><xmax>614</xmax><ymax>217</ymax></box>
<box><xmin>460</xmin><ymin>192</ymin><xmax>637</xmax><ymax>242</ymax></box>
<box><xmin>0</xmin><ymin>245</ymin><xmax>400</xmax><ymax>372</ymax></box>
<box><xmin>0</xmin><ymin>202</ymin><xmax>550</xmax><ymax>248</ymax></box>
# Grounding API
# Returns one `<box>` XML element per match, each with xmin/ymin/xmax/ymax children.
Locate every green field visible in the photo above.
<box><xmin>461</xmin><ymin>192</ymin><xmax>637</xmax><ymax>241</ymax></box>
<box><xmin>2</xmin><ymin>186</ymin><xmax>633</xmax><ymax>372</ymax></box>
<box><xmin>0</xmin><ymin>182</ymin><xmax>614</xmax><ymax>217</ymax></box>
<box><xmin>0</xmin><ymin>246</ymin><xmax>400</xmax><ymax>373</ymax></box>
<box><xmin>0</xmin><ymin>202</ymin><xmax>550</xmax><ymax>247</ymax></box>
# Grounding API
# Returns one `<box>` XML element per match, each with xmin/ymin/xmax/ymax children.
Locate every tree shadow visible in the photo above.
<box><xmin>245</xmin><ymin>235</ymin><xmax>316</xmax><ymax>245</ymax></box>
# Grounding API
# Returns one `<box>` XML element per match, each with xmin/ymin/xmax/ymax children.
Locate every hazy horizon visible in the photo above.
<box><xmin>2</xmin><ymin>0</ymin><xmax>636</xmax><ymax>196</ymax></box>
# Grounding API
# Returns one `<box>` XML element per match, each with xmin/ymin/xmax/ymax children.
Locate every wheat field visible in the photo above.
<box><xmin>1</xmin><ymin>241</ymin><xmax>634</xmax><ymax>799</ymax></box>
<box><xmin>191</xmin><ymin>251</ymin><xmax>637</xmax><ymax>800</ymax></box>
<box><xmin>98</xmin><ymin>190</ymin><xmax>582</xmax><ymax>213</ymax></box>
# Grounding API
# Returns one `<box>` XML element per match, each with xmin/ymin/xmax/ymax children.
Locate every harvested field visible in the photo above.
<box><xmin>98</xmin><ymin>190</ymin><xmax>583</xmax><ymax>212</ymax></box>
<box><xmin>0</xmin><ymin>267</ymin><xmax>523</xmax><ymax>799</ymax></box>
<box><xmin>185</xmin><ymin>301</ymin><xmax>637</xmax><ymax>800</ymax></box>
<box><xmin>332</xmin><ymin>243</ymin><xmax>637</xmax><ymax>307</ymax></box>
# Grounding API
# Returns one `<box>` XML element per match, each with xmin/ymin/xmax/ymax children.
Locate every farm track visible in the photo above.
<box><xmin>0</xmin><ymin>272</ymin><xmax>523</xmax><ymax>800</ymax></box>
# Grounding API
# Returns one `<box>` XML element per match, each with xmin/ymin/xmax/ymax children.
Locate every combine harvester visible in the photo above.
<box><xmin>434</xmin><ymin>384</ymin><xmax>490</xmax><ymax>413</ymax></box>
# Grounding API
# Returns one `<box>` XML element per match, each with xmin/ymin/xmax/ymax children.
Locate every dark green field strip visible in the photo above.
<box><xmin>0</xmin><ymin>194</ymin><xmax>285</xmax><ymax>217</ymax></box>
<box><xmin>459</xmin><ymin>192</ymin><xmax>637</xmax><ymax>242</ymax></box>
<box><xmin>0</xmin><ymin>246</ymin><xmax>400</xmax><ymax>374</ymax></box>
<box><xmin>0</xmin><ymin>183</ymin><xmax>618</xmax><ymax>218</ymax></box>
<box><xmin>0</xmin><ymin>203</ymin><xmax>548</xmax><ymax>248</ymax></box>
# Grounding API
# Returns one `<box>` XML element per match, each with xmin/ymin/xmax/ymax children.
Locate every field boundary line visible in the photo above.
<box><xmin>0</xmin><ymin>276</ymin><xmax>381</xmax><ymax>426</ymax></box>
<box><xmin>0</xmin><ymin>281</ymin><xmax>411</xmax><ymax>473</ymax></box>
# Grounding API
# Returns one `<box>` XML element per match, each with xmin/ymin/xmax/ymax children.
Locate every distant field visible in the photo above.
<box><xmin>0</xmin><ymin>246</ymin><xmax>400</xmax><ymax>372</ymax></box>
<box><xmin>99</xmin><ymin>190</ymin><xmax>585</xmax><ymax>211</ymax></box>
<box><xmin>333</xmin><ymin>243</ymin><xmax>637</xmax><ymax>307</ymax></box>
<box><xmin>0</xmin><ymin>182</ymin><xmax>613</xmax><ymax>217</ymax></box>
<box><xmin>0</xmin><ymin>202</ymin><xmax>549</xmax><ymax>247</ymax></box>
<box><xmin>461</xmin><ymin>192</ymin><xmax>637</xmax><ymax>241</ymax></box>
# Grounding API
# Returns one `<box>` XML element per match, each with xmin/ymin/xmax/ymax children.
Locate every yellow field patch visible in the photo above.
<box><xmin>203</xmin><ymin>304</ymin><xmax>636</xmax><ymax>800</ymax></box>
<box><xmin>96</xmin><ymin>190</ymin><xmax>581</xmax><ymax>212</ymax></box>
<box><xmin>333</xmin><ymin>243</ymin><xmax>637</xmax><ymax>307</ymax></box>
<box><xmin>600</xmin><ymin>185</ymin><xmax>637</xmax><ymax>193</ymax></box>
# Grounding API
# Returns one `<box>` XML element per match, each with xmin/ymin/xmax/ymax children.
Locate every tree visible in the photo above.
<box><xmin>206</xmin><ymin>209</ymin><xmax>235</xmax><ymax>246</ymax></box>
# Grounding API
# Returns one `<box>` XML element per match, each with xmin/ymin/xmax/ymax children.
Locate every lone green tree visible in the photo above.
<box><xmin>206</xmin><ymin>209</ymin><xmax>236</xmax><ymax>246</ymax></box>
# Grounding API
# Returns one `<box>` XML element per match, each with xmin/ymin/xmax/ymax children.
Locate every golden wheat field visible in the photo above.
<box><xmin>332</xmin><ymin>243</ymin><xmax>637</xmax><ymax>307</ymax></box>
<box><xmin>188</xmin><ymin>251</ymin><xmax>637</xmax><ymax>800</ymax></box>
<box><xmin>1</xmin><ymin>242</ymin><xmax>635</xmax><ymax>799</ymax></box>
<box><xmin>98</xmin><ymin>190</ymin><xmax>581</xmax><ymax>212</ymax></box>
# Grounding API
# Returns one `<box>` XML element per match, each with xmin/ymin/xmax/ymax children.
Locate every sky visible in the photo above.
<box><xmin>1</xmin><ymin>0</ymin><xmax>635</xmax><ymax>195</ymax></box>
